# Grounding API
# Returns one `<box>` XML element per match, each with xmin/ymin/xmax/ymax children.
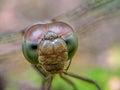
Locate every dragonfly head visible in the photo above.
<box><xmin>22</xmin><ymin>22</ymin><xmax>78</xmax><ymax>65</ymax></box>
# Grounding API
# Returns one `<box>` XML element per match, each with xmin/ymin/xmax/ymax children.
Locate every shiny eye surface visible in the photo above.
<box><xmin>22</xmin><ymin>22</ymin><xmax>78</xmax><ymax>64</ymax></box>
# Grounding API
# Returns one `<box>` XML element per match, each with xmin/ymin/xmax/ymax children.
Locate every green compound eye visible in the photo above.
<box><xmin>22</xmin><ymin>22</ymin><xmax>78</xmax><ymax>64</ymax></box>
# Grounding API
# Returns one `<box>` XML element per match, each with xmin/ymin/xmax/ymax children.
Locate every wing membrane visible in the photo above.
<box><xmin>0</xmin><ymin>0</ymin><xmax>120</xmax><ymax>89</ymax></box>
<box><xmin>0</xmin><ymin>29</ymin><xmax>24</xmax><ymax>44</ymax></box>
<box><xmin>53</xmin><ymin>0</ymin><xmax>120</xmax><ymax>31</ymax></box>
<box><xmin>0</xmin><ymin>0</ymin><xmax>120</xmax><ymax>70</ymax></box>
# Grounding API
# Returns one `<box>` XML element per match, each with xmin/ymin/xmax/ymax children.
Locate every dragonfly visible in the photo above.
<box><xmin>0</xmin><ymin>0</ymin><xmax>120</xmax><ymax>90</ymax></box>
<box><xmin>22</xmin><ymin>21</ymin><xmax>101</xmax><ymax>90</ymax></box>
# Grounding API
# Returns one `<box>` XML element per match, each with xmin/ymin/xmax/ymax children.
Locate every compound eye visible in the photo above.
<box><xmin>22</xmin><ymin>22</ymin><xmax>78</xmax><ymax>64</ymax></box>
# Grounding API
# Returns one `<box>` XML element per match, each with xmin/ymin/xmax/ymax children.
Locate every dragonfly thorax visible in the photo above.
<box><xmin>38</xmin><ymin>31</ymin><xmax>68</xmax><ymax>73</ymax></box>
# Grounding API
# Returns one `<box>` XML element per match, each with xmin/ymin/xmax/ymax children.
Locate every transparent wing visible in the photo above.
<box><xmin>0</xmin><ymin>30</ymin><xmax>34</xmax><ymax>89</ymax></box>
<box><xmin>54</xmin><ymin>0</ymin><xmax>120</xmax><ymax>66</ymax></box>
<box><xmin>0</xmin><ymin>29</ymin><xmax>26</xmax><ymax>74</ymax></box>
<box><xmin>0</xmin><ymin>0</ymin><xmax>120</xmax><ymax>90</ymax></box>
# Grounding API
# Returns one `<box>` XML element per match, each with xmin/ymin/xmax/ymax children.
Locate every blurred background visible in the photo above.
<box><xmin>0</xmin><ymin>0</ymin><xmax>120</xmax><ymax>90</ymax></box>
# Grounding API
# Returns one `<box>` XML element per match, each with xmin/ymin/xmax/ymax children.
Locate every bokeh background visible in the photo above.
<box><xmin>0</xmin><ymin>0</ymin><xmax>120</xmax><ymax>90</ymax></box>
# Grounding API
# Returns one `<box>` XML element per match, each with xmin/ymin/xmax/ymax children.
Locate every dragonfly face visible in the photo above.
<box><xmin>22</xmin><ymin>22</ymin><xmax>78</xmax><ymax>73</ymax></box>
<box><xmin>22</xmin><ymin>22</ymin><xmax>102</xmax><ymax>90</ymax></box>
<box><xmin>38</xmin><ymin>31</ymin><xmax>68</xmax><ymax>73</ymax></box>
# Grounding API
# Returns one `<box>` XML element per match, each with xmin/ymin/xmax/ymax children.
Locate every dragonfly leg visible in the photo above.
<box><xmin>32</xmin><ymin>65</ymin><xmax>49</xmax><ymax>90</ymax></box>
<box><xmin>63</xmin><ymin>71</ymin><xmax>102</xmax><ymax>90</ymax></box>
<box><xmin>59</xmin><ymin>73</ymin><xmax>78</xmax><ymax>90</ymax></box>
<box><xmin>32</xmin><ymin>65</ymin><xmax>48</xmax><ymax>77</ymax></box>
<box><xmin>47</xmin><ymin>76</ymin><xmax>53</xmax><ymax>90</ymax></box>
<box><xmin>41</xmin><ymin>78</ymin><xmax>47</xmax><ymax>90</ymax></box>
<box><xmin>41</xmin><ymin>75</ymin><xmax>53</xmax><ymax>90</ymax></box>
<box><xmin>65</xmin><ymin>59</ymin><xmax>72</xmax><ymax>71</ymax></box>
